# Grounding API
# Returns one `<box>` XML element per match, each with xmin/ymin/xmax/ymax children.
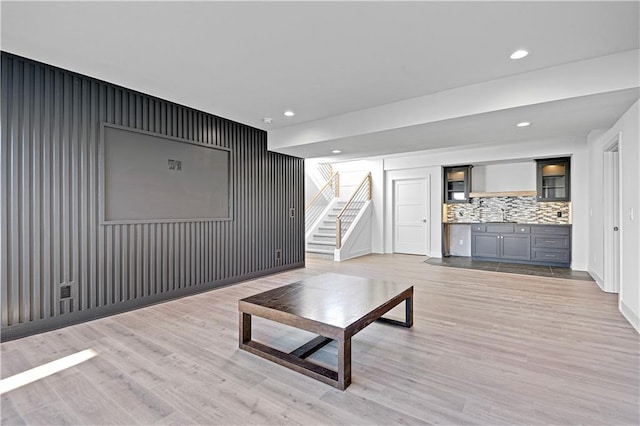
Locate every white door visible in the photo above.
<box><xmin>394</xmin><ymin>178</ymin><xmax>429</xmax><ymax>255</ymax></box>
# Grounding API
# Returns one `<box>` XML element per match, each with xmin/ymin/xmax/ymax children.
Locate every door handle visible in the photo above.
<box><xmin>614</xmin><ymin>226</ymin><xmax>619</xmax><ymax>231</ymax></box>
<box><xmin>422</xmin><ymin>219</ymin><xmax>427</xmax><ymax>223</ymax></box>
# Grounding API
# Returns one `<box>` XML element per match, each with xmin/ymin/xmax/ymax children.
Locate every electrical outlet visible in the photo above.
<box><xmin>289</xmin><ymin>208</ymin><xmax>295</xmax><ymax>218</ymax></box>
<box><xmin>60</xmin><ymin>284</ymin><xmax>71</xmax><ymax>299</ymax></box>
<box><xmin>557</xmin><ymin>211</ymin><xmax>562</xmax><ymax>218</ymax></box>
<box><xmin>168</xmin><ymin>159</ymin><xmax>175</xmax><ymax>170</ymax></box>
<box><xmin>175</xmin><ymin>160</ymin><xmax>182</xmax><ymax>171</ymax></box>
<box><xmin>275</xmin><ymin>249</ymin><xmax>282</xmax><ymax>260</ymax></box>
<box><xmin>459</xmin><ymin>239</ymin><xmax>464</xmax><ymax>246</ymax></box>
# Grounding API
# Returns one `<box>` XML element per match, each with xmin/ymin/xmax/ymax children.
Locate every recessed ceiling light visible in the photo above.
<box><xmin>510</xmin><ymin>49</ymin><xmax>529</xmax><ymax>60</ymax></box>
<box><xmin>332</xmin><ymin>150</ymin><xmax>341</xmax><ymax>154</ymax></box>
<box><xmin>284</xmin><ymin>110</ymin><xmax>295</xmax><ymax>117</ymax></box>
<box><xmin>516</xmin><ymin>121</ymin><xmax>531</xmax><ymax>127</ymax></box>
<box><xmin>262</xmin><ymin>117</ymin><xmax>272</xmax><ymax>124</ymax></box>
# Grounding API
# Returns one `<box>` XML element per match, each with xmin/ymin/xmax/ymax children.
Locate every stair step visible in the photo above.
<box><xmin>312</xmin><ymin>234</ymin><xmax>336</xmax><ymax>242</ymax></box>
<box><xmin>331</xmin><ymin>206</ymin><xmax>361</xmax><ymax>212</ymax></box>
<box><xmin>306</xmin><ymin>248</ymin><xmax>334</xmax><ymax>256</ymax></box>
<box><xmin>308</xmin><ymin>240</ymin><xmax>335</xmax><ymax>247</ymax></box>
<box><xmin>318</xmin><ymin>226</ymin><xmax>336</xmax><ymax>231</ymax></box>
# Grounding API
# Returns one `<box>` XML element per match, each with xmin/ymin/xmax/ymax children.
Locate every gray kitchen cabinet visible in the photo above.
<box><xmin>472</xmin><ymin>233</ymin><xmax>500</xmax><ymax>258</ymax></box>
<box><xmin>444</xmin><ymin>165</ymin><xmax>472</xmax><ymax>203</ymax></box>
<box><xmin>501</xmin><ymin>234</ymin><xmax>531</xmax><ymax>261</ymax></box>
<box><xmin>530</xmin><ymin>225</ymin><xmax>571</xmax><ymax>266</ymax></box>
<box><xmin>471</xmin><ymin>228</ymin><xmax>530</xmax><ymax>261</ymax></box>
<box><xmin>536</xmin><ymin>157</ymin><xmax>571</xmax><ymax>202</ymax></box>
<box><xmin>471</xmin><ymin>223</ymin><xmax>571</xmax><ymax>266</ymax></box>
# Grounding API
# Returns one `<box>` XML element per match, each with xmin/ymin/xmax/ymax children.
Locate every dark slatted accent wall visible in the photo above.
<box><xmin>0</xmin><ymin>52</ymin><xmax>305</xmax><ymax>340</ymax></box>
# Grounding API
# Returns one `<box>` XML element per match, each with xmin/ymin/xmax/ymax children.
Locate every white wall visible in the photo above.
<box><xmin>588</xmin><ymin>100</ymin><xmax>640</xmax><ymax>332</ymax></box>
<box><xmin>304</xmin><ymin>171</ymin><xmax>319</xmax><ymax>206</ymax></box>
<box><xmin>472</xmin><ymin>162</ymin><xmax>536</xmax><ymax>192</ymax></box>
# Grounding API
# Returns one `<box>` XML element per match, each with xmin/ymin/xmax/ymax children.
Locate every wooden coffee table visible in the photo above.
<box><xmin>238</xmin><ymin>273</ymin><xmax>413</xmax><ymax>390</ymax></box>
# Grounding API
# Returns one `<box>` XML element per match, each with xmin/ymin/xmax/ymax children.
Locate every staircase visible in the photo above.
<box><xmin>306</xmin><ymin>200</ymin><xmax>368</xmax><ymax>256</ymax></box>
<box><xmin>307</xmin><ymin>201</ymin><xmax>349</xmax><ymax>256</ymax></box>
<box><xmin>305</xmin><ymin>168</ymin><xmax>372</xmax><ymax>261</ymax></box>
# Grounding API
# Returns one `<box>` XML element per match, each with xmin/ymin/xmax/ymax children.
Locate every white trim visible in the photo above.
<box><xmin>620</xmin><ymin>300</ymin><xmax>640</xmax><ymax>334</ymax></box>
<box><xmin>588</xmin><ymin>268</ymin><xmax>606</xmax><ymax>292</ymax></box>
<box><xmin>602</xmin><ymin>133</ymin><xmax>621</xmax><ymax>293</ymax></box>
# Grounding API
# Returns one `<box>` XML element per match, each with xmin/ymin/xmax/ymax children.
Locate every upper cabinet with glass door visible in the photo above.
<box><xmin>535</xmin><ymin>157</ymin><xmax>570</xmax><ymax>202</ymax></box>
<box><xmin>444</xmin><ymin>165</ymin><xmax>472</xmax><ymax>203</ymax></box>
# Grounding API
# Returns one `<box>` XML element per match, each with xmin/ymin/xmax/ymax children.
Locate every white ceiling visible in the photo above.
<box><xmin>2</xmin><ymin>1</ymin><xmax>639</xmax><ymax>160</ymax></box>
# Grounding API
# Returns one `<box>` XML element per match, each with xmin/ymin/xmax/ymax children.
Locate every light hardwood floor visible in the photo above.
<box><xmin>1</xmin><ymin>254</ymin><xmax>638</xmax><ymax>425</ymax></box>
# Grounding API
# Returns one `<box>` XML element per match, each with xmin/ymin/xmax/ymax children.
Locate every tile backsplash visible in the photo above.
<box><xmin>445</xmin><ymin>196</ymin><xmax>570</xmax><ymax>224</ymax></box>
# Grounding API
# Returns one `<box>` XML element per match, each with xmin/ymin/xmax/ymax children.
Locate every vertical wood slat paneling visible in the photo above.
<box><xmin>0</xmin><ymin>54</ymin><xmax>10</xmax><ymax>326</ymax></box>
<box><xmin>21</xmin><ymin>61</ymin><xmax>32</xmax><ymax>322</ymax></box>
<box><xmin>1</xmin><ymin>52</ymin><xmax>305</xmax><ymax>337</ymax></box>
<box><xmin>32</xmin><ymin>64</ymin><xmax>42</xmax><ymax>321</ymax></box>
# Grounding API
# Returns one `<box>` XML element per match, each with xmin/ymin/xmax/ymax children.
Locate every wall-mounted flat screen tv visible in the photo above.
<box><xmin>100</xmin><ymin>124</ymin><xmax>231</xmax><ymax>223</ymax></box>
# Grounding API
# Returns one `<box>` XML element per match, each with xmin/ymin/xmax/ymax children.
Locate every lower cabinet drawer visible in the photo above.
<box><xmin>532</xmin><ymin>225</ymin><xmax>571</xmax><ymax>235</ymax></box>
<box><xmin>531</xmin><ymin>249</ymin><xmax>570</xmax><ymax>263</ymax></box>
<box><xmin>531</xmin><ymin>235</ymin><xmax>570</xmax><ymax>249</ymax></box>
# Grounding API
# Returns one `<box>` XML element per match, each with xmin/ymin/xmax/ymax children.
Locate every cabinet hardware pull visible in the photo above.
<box><xmin>545</xmin><ymin>240</ymin><xmax>555</xmax><ymax>243</ymax></box>
<box><xmin>545</xmin><ymin>254</ymin><xmax>556</xmax><ymax>257</ymax></box>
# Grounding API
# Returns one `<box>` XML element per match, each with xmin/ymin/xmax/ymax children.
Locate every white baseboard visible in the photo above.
<box><xmin>571</xmin><ymin>262</ymin><xmax>588</xmax><ymax>271</ymax></box>
<box><xmin>588</xmin><ymin>268</ymin><xmax>605</xmax><ymax>291</ymax></box>
<box><xmin>620</xmin><ymin>300</ymin><xmax>640</xmax><ymax>334</ymax></box>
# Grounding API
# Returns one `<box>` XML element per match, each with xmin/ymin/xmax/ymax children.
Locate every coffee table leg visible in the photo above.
<box><xmin>240</xmin><ymin>312</ymin><xmax>251</xmax><ymax>346</ymax></box>
<box><xmin>405</xmin><ymin>295</ymin><xmax>413</xmax><ymax>328</ymax></box>
<box><xmin>337</xmin><ymin>337</ymin><xmax>352</xmax><ymax>390</ymax></box>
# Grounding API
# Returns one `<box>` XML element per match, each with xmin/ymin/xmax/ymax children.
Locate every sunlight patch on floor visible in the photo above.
<box><xmin>0</xmin><ymin>348</ymin><xmax>98</xmax><ymax>394</ymax></box>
